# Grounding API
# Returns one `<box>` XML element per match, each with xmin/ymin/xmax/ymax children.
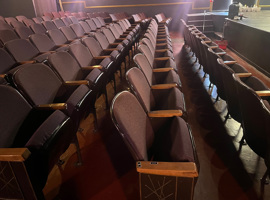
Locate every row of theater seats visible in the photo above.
<box><xmin>181</xmin><ymin>19</ymin><xmax>270</xmax><ymax>183</ymax></box>
<box><xmin>0</xmin><ymin>11</ymin><xmax>142</xmax><ymax>199</ymax></box>
<box><xmin>110</xmin><ymin>19</ymin><xmax>199</xmax><ymax>200</ymax></box>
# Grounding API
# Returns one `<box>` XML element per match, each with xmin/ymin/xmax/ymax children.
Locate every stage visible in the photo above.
<box><xmin>224</xmin><ymin>11</ymin><xmax>270</xmax><ymax>77</ymax></box>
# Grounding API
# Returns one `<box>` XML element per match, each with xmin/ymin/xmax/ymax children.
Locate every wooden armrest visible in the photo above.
<box><xmin>110</xmin><ymin>43</ymin><xmax>121</xmax><ymax>46</ymax></box>
<box><xmin>200</xmin><ymin>36</ymin><xmax>207</xmax><ymax>39</ymax></box>
<box><xmin>148</xmin><ymin>110</ymin><xmax>183</xmax><ymax>118</ymax></box>
<box><xmin>56</xmin><ymin>44</ymin><xmax>69</xmax><ymax>47</ymax></box>
<box><xmin>158</xmin><ymin>32</ymin><xmax>166</xmax><ymax>34</ymax></box>
<box><xmin>0</xmin><ymin>74</ymin><xmax>5</xmax><ymax>78</ymax></box>
<box><xmin>94</xmin><ymin>56</ymin><xmax>111</xmax><ymax>59</ymax></box>
<box><xmin>116</xmin><ymin>38</ymin><xmax>125</xmax><ymax>41</ymax></box>
<box><xmin>36</xmin><ymin>103</ymin><xmax>67</xmax><ymax>110</ymax></box>
<box><xmin>152</xmin><ymin>68</ymin><xmax>174</xmax><ymax>72</ymax></box>
<box><xmin>156</xmin><ymin>43</ymin><xmax>167</xmax><ymax>46</ymax></box>
<box><xmin>154</xmin><ymin>57</ymin><xmax>170</xmax><ymax>61</ymax></box>
<box><xmin>256</xmin><ymin>90</ymin><xmax>270</xmax><ymax>97</ymax></box>
<box><xmin>235</xmin><ymin>73</ymin><xmax>252</xmax><ymax>78</ymax></box>
<box><xmin>216</xmin><ymin>52</ymin><xmax>226</xmax><ymax>55</ymax></box>
<box><xmin>157</xmin><ymin>39</ymin><xmax>167</xmax><ymax>42</ymax></box>
<box><xmin>209</xmin><ymin>46</ymin><xmax>219</xmax><ymax>49</ymax></box>
<box><xmin>104</xmin><ymin>48</ymin><xmax>118</xmax><ymax>51</ymax></box>
<box><xmin>151</xmin><ymin>83</ymin><xmax>178</xmax><ymax>89</ymax></box>
<box><xmin>0</xmin><ymin>148</ymin><xmax>31</xmax><ymax>162</ymax></box>
<box><xmin>137</xmin><ymin>161</ymin><xmax>198</xmax><ymax>177</ymax></box>
<box><xmin>155</xmin><ymin>49</ymin><xmax>168</xmax><ymax>53</ymax></box>
<box><xmin>204</xmin><ymin>40</ymin><xmax>212</xmax><ymax>44</ymax></box>
<box><xmin>121</xmin><ymin>34</ymin><xmax>129</xmax><ymax>36</ymax></box>
<box><xmin>64</xmin><ymin>80</ymin><xmax>89</xmax><ymax>85</ymax></box>
<box><xmin>82</xmin><ymin>65</ymin><xmax>103</xmax><ymax>70</ymax></box>
<box><xmin>224</xmin><ymin>60</ymin><xmax>237</xmax><ymax>65</ymax></box>
<box><xmin>19</xmin><ymin>60</ymin><xmax>35</xmax><ymax>65</ymax></box>
<box><xmin>157</xmin><ymin>34</ymin><xmax>166</xmax><ymax>37</ymax></box>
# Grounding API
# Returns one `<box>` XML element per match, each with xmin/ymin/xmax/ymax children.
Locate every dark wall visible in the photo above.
<box><xmin>238</xmin><ymin>0</ymin><xmax>256</xmax><ymax>7</ymax></box>
<box><xmin>61</xmin><ymin>0</ymin><xmax>212</xmax><ymax>30</ymax></box>
<box><xmin>213</xmin><ymin>0</ymin><xmax>231</xmax><ymax>11</ymax></box>
<box><xmin>0</xmin><ymin>0</ymin><xmax>36</xmax><ymax>18</ymax></box>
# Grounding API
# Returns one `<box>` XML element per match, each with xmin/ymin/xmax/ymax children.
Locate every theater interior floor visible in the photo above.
<box><xmin>43</xmin><ymin>31</ymin><xmax>270</xmax><ymax>200</ymax></box>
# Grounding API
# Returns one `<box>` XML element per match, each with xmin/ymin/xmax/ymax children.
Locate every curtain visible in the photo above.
<box><xmin>32</xmin><ymin>0</ymin><xmax>57</xmax><ymax>16</ymax></box>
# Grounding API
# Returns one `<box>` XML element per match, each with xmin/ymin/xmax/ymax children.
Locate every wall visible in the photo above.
<box><xmin>60</xmin><ymin>0</ymin><xmax>212</xmax><ymax>31</ymax></box>
<box><xmin>213</xmin><ymin>0</ymin><xmax>231</xmax><ymax>11</ymax></box>
<box><xmin>0</xmin><ymin>0</ymin><xmax>36</xmax><ymax>18</ymax></box>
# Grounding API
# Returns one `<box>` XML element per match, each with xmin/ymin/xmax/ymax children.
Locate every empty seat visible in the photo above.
<box><xmin>30</xmin><ymin>23</ymin><xmax>47</xmax><ymax>34</ymax></box>
<box><xmin>29</xmin><ymin>33</ymin><xmax>69</xmax><ymax>53</ymax></box>
<box><xmin>0</xmin><ymin>29</ymin><xmax>19</xmax><ymax>44</ymax></box>
<box><xmin>47</xmin><ymin>29</ymin><xmax>80</xmax><ymax>46</ymax></box>
<box><xmin>86</xmin><ymin>19</ymin><xmax>99</xmax><ymax>32</ymax></box>
<box><xmin>14</xmin><ymin>26</ymin><xmax>34</xmax><ymax>39</ymax></box>
<box><xmin>233</xmin><ymin>74</ymin><xmax>270</xmax><ymax>183</ymax></box>
<box><xmin>42</xmin><ymin>20</ymin><xmax>58</xmax><ymax>30</ymax></box>
<box><xmin>61</xmin><ymin>17</ymin><xmax>72</xmax><ymax>26</ymax></box>
<box><xmin>5</xmin><ymin>17</ymin><xmax>17</xmax><ymax>25</ymax></box>
<box><xmin>22</xmin><ymin>18</ymin><xmax>35</xmax><ymax>27</ymax></box>
<box><xmin>10</xmin><ymin>20</ymin><xmax>25</xmax><ymax>28</ymax></box>
<box><xmin>5</xmin><ymin>39</ymin><xmax>51</xmax><ymax>63</ymax></box>
<box><xmin>53</xmin><ymin>18</ymin><xmax>66</xmax><ymax>28</ymax></box>
<box><xmin>0</xmin><ymin>21</ymin><xmax>13</xmax><ymax>31</ymax></box>
<box><xmin>134</xmin><ymin>53</ymin><xmax>181</xmax><ymax>87</ymax></box>
<box><xmin>0</xmin><ymin>84</ymin><xmax>75</xmax><ymax>198</ymax></box>
<box><xmin>32</xmin><ymin>17</ymin><xmax>43</xmax><ymax>24</ymax></box>
<box><xmin>52</xmin><ymin>11</ymin><xmax>61</xmax><ymax>19</ymax></box>
<box><xmin>68</xmin><ymin>16</ymin><xmax>79</xmax><ymax>24</ymax></box>
<box><xmin>111</xmin><ymin>90</ymin><xmax>197</xmax><ymax>165</ymax></box>
<box><xmin>16</xmin><ymin>15</ymin><xmax>28</xmax><ymax>23</ymax></box>
<box><xmin>138</xmin><ymin>44</ymin><xmax>177</xmax><ymax>71</ymax></box>
<box><xmin>126</xmin><ymin>67</ymin><xmax>185</xmax><ymax>116</ymax></box>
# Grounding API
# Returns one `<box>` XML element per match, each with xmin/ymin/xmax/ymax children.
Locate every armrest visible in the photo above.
<box><xmin>157</xmin><ymin>39</ymin><xmax>167</xmax><ymax>42</ymax></box>
<box><xmin>94</xmin><ymin>56</ymin><xmax>111</xmax><ymax>60</ymax></box>
<box><xmin>224</xmin><ymin>60</ymin><xmax>237</xmax><ymax>65</ymax></box>
<box><xmin>110</xmin><ymin>43</ymin><xmax>122</xmax><ymax>46</ymax></box>
<box><xmin>209</xmin><ymin>46</ymin><xmax>219</xmax><ymax>49</ymax></box>
<box><xmin>137</xmin><ymin>161</ymin><xmax>198</xmax><ymax>177</ymax></box>
<box><xmin>0</xmin><ymin>148</ymin><xmax>31</xmax><ymax>162</ymax></box>
<box><xmin>154</xmin><ymin>57</ymin><xmax>170</xmax><ymax>61</ymax></box>
<box><xmin>157</xmin><ymin>34</ymin><xmax>166</xmax><ymax>37</ymax></box>
<box><xmin>0</xmin><ymin>74</ymin><xmax>5</xmax><ymax>78</ymax></box>
<box><xmin>18</xmin><ymin>60</ymin><xmax>35</xmax><ymax>65</ymax></box>
<box><xmin>56</xmin><ymin>44</ymin><xmax>69</xmax><ymax>47</ymax></box>
<box><xmin>152</xmin><ymin>67</ymin><xmax>174</xmax><ymax>72</ymax></box>
<box><xmin>148</xmin><ymin>110</ymin><xmax>183</xmax><ymax>118</ymax></box>
<box><xmin>64</xmin><ymin>80</ymin><xmax>89</xmax><ymax>85</ymax></box>
<box><xmin>256</xmin><ymin>90</ymin><xmax>270</xmax><ymax>97</ymax></box>
<box><xmin>155</xmin><ymin>49</ymin><xmax>168</xmax><ymax>53</ymax></box>
<box><xmin>200</xmin><ymin>36</ymin><xmax>207</xmax><ymax>39</ymax></box>
<box><xmin>204</xmin><ymin>40</ymin><xmax>212</xmax><ymax>44</ymax></box>
<box><xmin>235</xmin><ymin>72</ymin><xmax>252</xmax><ymax>78</ymax></box>
<box><xmin>35</xmin><ymin>103</ymin><xmax>67</xmax><ymax>110</ymax></box>
<box><xmin>151</xmin><ymin>83</ymin><xmax>178</xmax><ymax>90</ymax></box>
<box><xmin>82</xmin><ymin>65</ymin><xmax>103</xmax><ymax>70</ymax></box>
<box><xmin>115</xmin><ymin>38</ymin><xmax>125</xmax><ymax>41</ymax></box>
<box><xmin>156</xmin><ymin>43</ymin><xmax>167</xmax><ymax>46</ymax></box>
<box><xmin>103</xmin><ymin>48</ymin><xmax>118</xmax><ymax>52</ymax></box>
<box><xmin>216</xmin><ymin>52</ymin><xmax>226</xmax><ymax>56</ymax></box>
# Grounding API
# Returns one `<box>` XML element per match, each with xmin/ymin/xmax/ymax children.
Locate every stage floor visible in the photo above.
<box><xmin>232</xmin><ymin>10</ymin><xmax>270</xmax><ymax>33</ymax></box>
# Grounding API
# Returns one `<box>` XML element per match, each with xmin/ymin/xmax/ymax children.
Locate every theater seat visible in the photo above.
<box><xmin>0</xmin><ymin>84</ymin><xmax>75</xmax><ymax>198</ymax></box>
<box><xmin>126</xmin><ymin>67</ymin><xmax>185</xmax><ymax>117</ymax></box>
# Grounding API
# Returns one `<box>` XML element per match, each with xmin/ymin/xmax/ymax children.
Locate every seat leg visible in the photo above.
<box><xmin>74</xmin><ymin>135</ymin><xmax>83</xmax><ymax>166</ymax></box>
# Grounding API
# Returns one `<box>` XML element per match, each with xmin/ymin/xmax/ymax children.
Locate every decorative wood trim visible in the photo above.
<box><xmin>148</xmin><ymin>110</ymin><xmax>183</xmax><ymax>118</ymax></box>
<box><xmin>137</xmin><ymin>161</ymin><xmax>199</xmax><ymax>177</ymax></box>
